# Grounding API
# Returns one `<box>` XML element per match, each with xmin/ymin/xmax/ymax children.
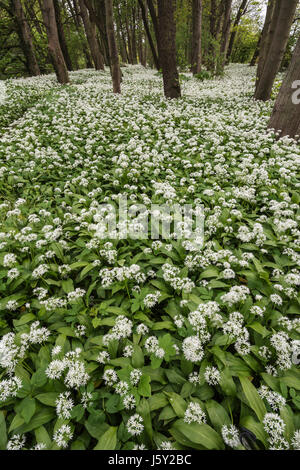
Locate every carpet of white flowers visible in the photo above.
<box><xmin>0</xmin><ymin>64</ymin><xmax>299</xmax><ymax>451</ymax></box>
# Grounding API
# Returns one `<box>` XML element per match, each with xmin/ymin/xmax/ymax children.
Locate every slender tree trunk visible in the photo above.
<box><xmin>191</xmin><ymin>0</ymin><xmax>203</xmax><ymax>75</ymax></box>
<box><xmin>138</xmin><ymin>0</ymin><xmax>160</xmax><ymax>69</ymax></box>
<box><xmin>79</xmin><ymin>0</ymin><xmax>104</xmax><ymax>70</ymax></box>
<box><xmin>255</xmin><ymin>0</ymin><xmax>298</xmax><ymax>101</ymax></box>
<box><xmin>255</xmin><ymin>0</ymin><xmax>276</xmax><ymax>87</ymax></box>
<box><xmin>249</xmin><ymin>31</ymin><xmax>261</xmax><ymax>66</ymax></box>
<box><xmin>131</xmin><ymin>6</ymin><xmax>138</xmax><ymax>64</ymax></box>
<box><xmin>147</xmin><ymin>0</ymin><xmax>161</xmax><ymax>57</ymax></box>
<box><xmin>125</xmin><ymin>12</ymin><xmax>133</xmax><ymax>64</ymax></box>
<box><xmin>24</xmin><ymin>1</ymin><xmax>44</xmax><ymax>35</ymax></box>
<box><xmin>226</xmin><ymin>0</ymin><xmax>248</xmax><ymax>61</ymax></box>
<box><xmin>12</xmin><ymin>0</ymin><xmax>40</xmax><ymax>76</ymax></box>
<box><xmin>218</xmin><ymin>0</ymin><xmax>232</xmax><ymax>73</ymax></box>
<box><xmin>53</xmin><ymin>0</ymin><xmax>73</xmax><ymax>71</ymax></box>
<box><xmin>117</xmin><ymin>5</ymin><xmax>130</xmax><ymax>63</ymax></box>
<box><xmin>105</xmin><ymin>0</ymin><xmax>121</xmax><ymax>93</ymax></box>
<box><xmin>84</xmin><ymin>0</ymin><xmax>110</xmax><ymax>66</ymax></box>
<box><xmin>41</xmin><ymin>0</ymin><xmax>69</xmax><ymax>84</ymax></box>
<box><xmin>207</xmin><ymin>0</ymin><xmax>223</xmax><ymax>74</ymax></box>
<box><xmin>157</xmin><ymin>0</ymin><xmax>181</xmax><ymax>99</ymax></box>
<box><xmin>269</xmin><ymin>35</ymin><xmax>300</xmax><ymax>139</ymax></box>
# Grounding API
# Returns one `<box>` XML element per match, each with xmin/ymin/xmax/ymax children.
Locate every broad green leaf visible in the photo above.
<box><xmin>0</xmin><ymin>411</ymin><xmax>7</xmax><ymax>450</ymax></box>
<box><xmin>171</xmin><ymin>419</ymin><xmax>224</xmax><ymax>450</ymax></box>
<box><xmin>239</xmin><ymin>376</ymin><xmax>266</xmax><ymax>422</ymax></box>
<box><xmin>205</xmin><ymin>400</ymin><xmax>231</xmax><ymax>433</ymax></box>
<box><xmin>94</xmin><ymin>426</ymin><xmax>117</xmax><ymax>450</ymax></box>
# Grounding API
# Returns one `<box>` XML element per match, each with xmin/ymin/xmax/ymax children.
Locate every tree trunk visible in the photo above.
<box><xmin>138</xmin><ymin>0</ymin><xmax>160</xmax><ymax>69</ymax></box>
<box><xmin>12</xmin><ymin>0</ymin><xmax>40</xmax><ymax>76</ymax></box>
<box><xmin>255</xmin><ymin>0</ymin><xmax>298</xmax><ymax>101</ymax></box>
<box><xmin>157</xmin><ymin>0</ymin><xmax>181</xmax><ymax>99</ymax></box>
<box><xmin>249</xmin><ymin>32</ymin><xmax>261</xmax><ymax>66</ymax></box>
<box><xmin>105</xmin><ymin>0</ymin><xmax>121</xmax><ymax>93</ymax></box>
<box><xmin>41</xmin><ymin>0</ymin><xmax>69</xmax><ymax>84</ymax></box>
<box><xmin>79</xmin><ymin>0</ymin><xmax>104</xmax><ymax>70</ymax></box>
<box><xmin>218</xmin><ymin>0</ymin><xmax>232</xmax><ymax>74</ymax></box>
<box><xmin>207</xmin><ymin>0</ymin><xmax>223</xmax><ymax>74</ymax></box>
<box><xmin>226</xmin><ymin>0</ymin><xmax>248</xmax><ymax>61</ymax></box>
<box><xmin>84</xmin><ymin>0</ymin><xmax>110</xmax><ymax>66</ymax></box>
<box><xmin>269</xmin><ymin>35</ymin><xmax>300</xmax><ymax>139</ymax></box>
<box><xmin>131</xmin><ymin>6</ymin><xmax>138</xmax><ymax>64</ymax></box>
<box><xmin>255</xmin><ymin>0</ymin><xmax>276</xmax><ymax>87</ymax></box>
<box><xmin>53</xmin><ymin>0</ymin><xmax>73</xmax><ymax>71</ymax></box>
<box><xmin>147</xmin><ymin>0</ymin><xmax>161</xmax><ymax>58</ymax></box>
<box><xmin>191</xmin><ymin>0</ymin><xmax>203</xmax><ymax>75</ymax></box>
<box><xmin>116</xmin><ymin>5</ymin><xmax>130</xmax><ymax>63</ymax></box>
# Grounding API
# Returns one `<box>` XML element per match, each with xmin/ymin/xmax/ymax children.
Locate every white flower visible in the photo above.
<box><xmin>7</xmin><ymin>434</ymin><xmax>26</xmax><ymax>450</ymax></box>
<box><xmin>204</xmin><ymin>366</ymin><xmax>221</xmax><ymax>386</ymax></box>
<box><xmin>115</xmin><ymin>381</ymin><xmax>129</xmax><ymax>396</ymax></box>
<box><xmin>130</xmin><ymin>369</ymin><xmax>142</xmax><ymax>386</ymax></box>
<box><xmin>182</xmin><ymin>336</ymin><xmax>204</xmax><ymax>362</ymax></box>
<box><xmin>97</xmin><ymin>351</ymin><xmax>110</xmax><ymax>364</ymax></box>
<box><xmin>221</xmin><ymin>425</ymin><xmax>240</xmax><ymax>448</ymax></box>
<box><xmin>53</xmin><ymin>425</ymin><xmax>73</xmax><ymax>448</ymax></box>
<box><xmin>126</xmin><ymin>414</ymin><xmax>144</xmax><ymax>436</ymax></box>
<box><xmin>291</xmin><ymin>430</ymin><xmax>300</xmax><ymax>450</ymax></box>
<box><xmin>103</xmin><ymin>369</ymin><xmax>118</xmax><ymax>386</ymax></box>
<box><xmin>184</xmin><ymin>402</ymin><xmax>206</xmax><ymax>424</ymax></box>
<box><xmin>55</xmin><ymin>392</ymin><xmax>74</xmax><ymax>419</ymax></box>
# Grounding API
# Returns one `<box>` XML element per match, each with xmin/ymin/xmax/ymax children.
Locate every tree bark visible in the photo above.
<box><xmin>157</xmin><ymin>0</ymin><xmax>181</xmax><ymax>99</ymax></box>
<box><xmin>249</xmin><ymin>31</ymin><xmax>261</xmax><ymax>66</ymax></box>
<box><xmin>79</xmin><ymin>0</ymin><xmax>104</xmax><ymax>70</ymax></box>
<box><xmin>218</xmin><ymin>0</ymin><xmax>232</xmax><ymax>73</ymax></box>
<box><xmin>255</xmin><ymin>0</ymin><xmax>298</xmax><ymax>101</ymax></box>
<box><xmin>105</xmin><ymin>0</ymin><xmax>121</xmax><ymax>93</ymax></box>
<box><xmin>207</xmin><ymin>0</ymin><xmax>223</xmax><ymax>73</ymax></box>
<box><xmin>12</xmin><ymin>0</ymin><xmax>40</xmax><ymax>76</ymax></box>
<box><xmin>84</xmin><ymin>0</ymin><xmax>110</xmax><ymax>66</ymax></box>
<box><xmin>226</xmin><ymin>0</ymin><xmax>248</xmax><ymax>61</ymax></box>
<box><xmin>53</xmin><ymin>0</ymin><xmax>73</xmax><ymax>71</ymax></box>
<box><xmin>191</xmin><ymin>0</ymin><xmax>203</xmax><ymax>75</ymax></box>
<box><xmin>41</xmin><ymin>0</ymin><xmax>69</xmax><ymax>84</ymax></box>
<box><xmin>269</xmin><ymin>35</ymin><xmax>300</xmax><ymax>139</ymax></box>
<box><xmin>255</xmin><ymin>0</ymin><xmax>276</xmax><ymax>88</ymax></box>
<box><xmin>138</xmin><ymin>0</ymin><xmax>160</xmax><ymax>69</ymax></box>
<box><xmin>147</xmin><ymin>0</ymin><xmax>161</xmax><ymax>58</ymax></box>
<box><xmin>131</xmin><ymin>6</ymin><xmax>138</xmax><ymax>64</ymax></box>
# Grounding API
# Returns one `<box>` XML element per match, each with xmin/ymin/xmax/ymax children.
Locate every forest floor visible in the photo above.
<box><xmin>0</xmin><ymin>65</ymin><xmax>299</xmax><ymax>451</ymax></box>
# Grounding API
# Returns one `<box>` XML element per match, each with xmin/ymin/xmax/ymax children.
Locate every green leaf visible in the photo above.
<box><xmin>171</xmin><ymin>419</ymin><xmax>224</xmax><ymax>450</ymax></box>
<box><xmin>165</xmin><ymin>392</ymin><xmax>187</xmax><ymax>418</ymax></box>
<box><xmin>31</xmin><ymin>368</ymin><xmax>48</xmax><ymax>388</ymax></box>
<box><xmin>240</xmin><ymin>415</ymin><xmax>268</xmax><ymax>448</ymax></box>
<box><xmin>35</xmin><ymin>392</ymin><xmax>59</xmax><ymax>407</ymax></box>
<box><xmin>138</xmin><ymin>375</ymin><xmax>151</xmax><ymax>397</ymax></box>
<box><xmin>94</xmin><ymin>426</ymin><xmax>117</xmax><ymax>450</ymax></box>
<box><xmin>132</xmin><ymin>344</ymin><xmax>144</xmax><ymax>368</ymax></box>
<box><xmin>61</xmin><ymin>278</ymin><xmax>74</xmax><ymax>293</ymax></box>
<box><xmin>0</xmin><ymin>411</ymin><xmax>7</xmax><ymax>450</ymax></box>
<box><xmin>205</xmin><ymin>400</ymin><xmax>231</xmax><ymax>433</ymax></box>
<box><xmin>219</xmin><ymin>369</ymin><xmax>236</xmax><ymax>396</ymax></box>
<box><xmin>20</xmin><ymin>397</ymin><xmax>36</xmax><ymax>424</ymax></box>
<box><xmin>148</xmin><ymin>393</ymin><xmax>168</xmax><ymax>411</ymax></box>
<box><xmin>281</xmin><ymin>370</ymin><xmax>300</xmax><ymax>390</ymax></box>
<box><xmin>136</xmin><ymin>398</ymin><xmax>152</xmax><ymax>443</ymax></box>
<box><xmin>13</xmin><ymin>409</ymin><xmax>55</xmax><ymax>434</ymax></box>
<box><xmin>35</xmin><ymin>425</ymin><xmax>52</xmax><ymax>449</ymax></box>
<box><xmin>239</xmin><ymin>376</ymin><xmax>266</xmax><ymax>422</ymax></box>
